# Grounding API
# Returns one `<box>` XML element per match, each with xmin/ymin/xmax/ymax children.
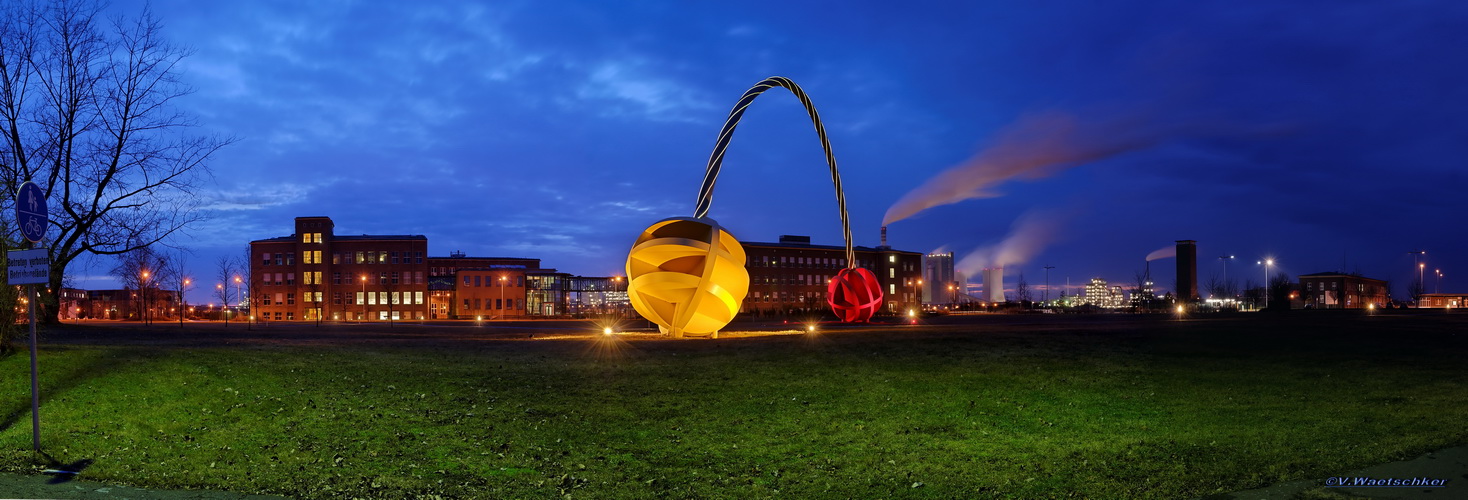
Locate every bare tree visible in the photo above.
<box><xmin>0</xmin><ymin>1</ymin><xmax>231</xmax><ymax>324</ymax></box>
<box><xmin>1268</xmin><ymin>272</ymin><xmax>1293</xmax><ymax>310</ymax></box>
<box><xmin>1205</xmin><ymin>274</ymin><xmax>1227</xmax><ymax>300</ymax></box>
<box><xmin>1014</xmin><ymin>272</ymin><xmax>1031</xmax><ymax>304</ymax></box>
<box><xmin>172</xmin><ymin>248</ymin><xmax>189</xmax><ymax>325</ymax></box>
<box><xmin>110</xmin><ymin>246</ymin><xmax>171</xmax><ymax>323</ymax></box>
<box><xmin>214</xmin><ymin>255</ymin><xmax>234</xmax><ymax>326</ymax></box>
<box><xmin>0</xmin><ymin>227</ymin><xmax>23</xmax><ymax>355</ymax></box>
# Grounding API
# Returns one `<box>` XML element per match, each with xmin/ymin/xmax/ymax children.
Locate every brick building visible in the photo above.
<box><xmin>742</xmin><ymin>235</ymin><xmax>923</xmax><ymax>316</ymax></box>
<box><xmin>427</xmin><ymin>253</ymin><xmax>538</xmax><ymax>319</ymax></box>
<box><xmin>1298</xmin><ymin>272</ymin><xmax>1388</xmax><ymax>309</ymax></box>
<box><xmin>251</xmin><ymin>216</ymin><xmax>429</xmax><ymax>321</ymax></box>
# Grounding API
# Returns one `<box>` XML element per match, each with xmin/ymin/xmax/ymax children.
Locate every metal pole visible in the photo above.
<box><xmin>28</xmin><ymin>283</ymin><xmax>40</xmax><ymax>451</ymax></box>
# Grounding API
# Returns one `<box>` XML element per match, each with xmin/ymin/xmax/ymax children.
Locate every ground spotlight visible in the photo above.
<box><xmin>603</xmin><ymin>326</ymin><xmax>614</xmax><ymax>336</ymax></box>
<box><xmin>806</xmin><ymin>324</ymin><xmax>817</xmax><ymax>333</ymax></box>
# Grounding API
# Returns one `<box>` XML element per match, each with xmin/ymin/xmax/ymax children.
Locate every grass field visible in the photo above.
<box><xmin>2</xmin><ymin>312</ymin><xmax>1466</xmax><ymax>498</ymax></box>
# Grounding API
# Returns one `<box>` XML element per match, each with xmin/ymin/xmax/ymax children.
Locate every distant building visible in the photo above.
<box><xmin>1083</xmin><ymin>278</ymin><xmax>1127</xmax><ymax>308</ymax></box>
<box><xmin>923</xmin><ymin>251</ymin><xmax>954</xmax><ymax>305</ymax></box>
<box><xmin>252</xmin><ymin>216</ymin><xmax>429</xmax><ymax>322</ymax></box>
<box><xmin>85</xmin><ymin>288</ymin><xmax>178</xmax><ymax>320</ymax></box>
<box><xmin>1298</xmin><ymin>272</ymin><xmax>1388</xmax><ymax>309</ymax></box>
<box><xmin>1176</xmin><ymin>240</ymin><xmax>1198</xmax><ymax>302</ymax></box>
<box><xmin>743</xmin><ymin>235</ymin><xmax>923</xmax><ymax>315</ymax></box>
<box><xmin>1419</xmin><ymin>293</ymin><xmax>1466</xmax><ymax>308</ymax></box>
<box><xmin>428</xmin><ymin>252</ymin><xmax>539</xmax><ymax>319</ymax></box>
<box><xmin>982</xmin><ymin>268</ymin><xmax>1005</xmax><ymax>303</ymax></box>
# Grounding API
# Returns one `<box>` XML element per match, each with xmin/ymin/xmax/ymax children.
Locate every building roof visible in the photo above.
<box><xmin>1298</xmin><ymin>272</ymin><xmax>1386</xmax><ymax>282</ymax></box>
<box><xmin>250</xmin><ymin>234</ymin><xmax>426</xmax><ymax>244</ymax></box>
<box><xmin>743</xmin><ymin>240</ymin><xmax>922</xmax><ymax>255</ymax></box>
<box><xmin>428</xmin><ymin>255</ymin><xmax>538</xmax><ymax>261</ymax></box>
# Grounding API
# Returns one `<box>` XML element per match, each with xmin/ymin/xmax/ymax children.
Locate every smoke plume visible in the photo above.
<box><xmin>882</xmin><ymin>107</ymin><xmax>1222</xmax><ymax>226</ymax></box>
<box><xmin>955</xmin><ymin>209</ymin><xmax>1067</xmax><ymax>277</ymax></box>
<box><xmin>1145</xmin><ymin>245</ymin><xmax>1176</xmax><ymax>261</ymax></box>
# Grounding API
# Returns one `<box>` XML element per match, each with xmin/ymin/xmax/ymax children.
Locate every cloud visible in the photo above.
<box><xmin>575</xmin><ymin>62</ymin><xmax>714</xmax><ymax>122</ymax></box>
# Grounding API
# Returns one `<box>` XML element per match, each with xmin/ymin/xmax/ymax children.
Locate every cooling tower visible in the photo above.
<box><xmin>983</xmin><ymin>267</ymin><xmax>1005</xmax><ymax>303</ymax></box>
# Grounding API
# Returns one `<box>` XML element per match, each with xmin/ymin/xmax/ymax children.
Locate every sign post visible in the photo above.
<box><xmin>15</xmin><ymin>181</ymin><xmax>48</xmax><ymax>452</ymax></box>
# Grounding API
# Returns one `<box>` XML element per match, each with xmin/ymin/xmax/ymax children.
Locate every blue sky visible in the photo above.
<box><xmin>85</xmin><ymin>0</ymin><xmax>1467</xmax><ymax>302</ymax></box>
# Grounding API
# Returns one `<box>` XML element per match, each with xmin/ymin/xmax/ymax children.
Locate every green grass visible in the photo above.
<box><xmin>2</xmin><ymin>314</ymin><xmax>1466</xmax><ymax>498</ymax></box>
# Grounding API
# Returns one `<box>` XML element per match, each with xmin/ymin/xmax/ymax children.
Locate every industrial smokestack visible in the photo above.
<box><xmin>880</xmin><ymin>226</ymin><xmax>888</xmax><ymax>248</ymax></box>
<box><xmin>983</xmin><ymin>268</ymin><xmax>1005</xmax><ymax>303</ymax></box>
<box><xmin>1176</xmin><ymin>240</ymin><xmax>1198</xmax><ymax>302</ymax></box>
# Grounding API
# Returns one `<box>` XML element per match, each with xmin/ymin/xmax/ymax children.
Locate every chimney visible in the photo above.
<box><xmin>880</xmin><ymin>226</ymin><xmax>888</xmax><ymax>247</ymax></box>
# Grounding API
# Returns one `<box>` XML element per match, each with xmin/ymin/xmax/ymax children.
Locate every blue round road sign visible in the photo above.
<box><xmin>16</xmin><ymin>181</ymin><xmax>47</xmax><ymax>243</ymax></box>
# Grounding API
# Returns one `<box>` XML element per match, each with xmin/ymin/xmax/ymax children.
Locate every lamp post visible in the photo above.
<box><xmin>180</xmin><ymin>278</ymin><xmax>191</xmax><ymax>327</ymax></box>
<box><xmin>1218</xmin><ymin>255</ymin><xmax>1235</xmax><ymax>298</ymax></box>
<box><xmin>360</xmin><ymin>275</ymin><xmax>367</xmax><ymax>321</ymax></box>
<box><xmin>1409</xmin><ymin>250</ymin><xmax>1426</xmax><ymax>301</ymax></box>
<box><xmin>1436</xmin><ymin>269</ymin><xmax>1442</xmax><ymax>294</ymax></box>
<box><xmin>948</xmin><ymin>284</ymin><xmax>956</xmax><ymax>310</ymax></box>
<box><xmin>217</xmin><ymin>284</ymin><xmax>228</xmax><ymax>326</ymax></box>
<box><xmin>142</xmin><ymin>270</ymin><xmax>153</xmax><ymax>325</ymax></box>
<box><xmin>498</xmin><ymin>275</ymin><xmax>507</xmax><ymax>320</ymax></box>
<box><xmin>233</xmin><ymin>275</ymin><xmax>244</xmax><ymax>326</ymax></box>
<box><xmin>1258</xmin><ymin>258</ymin><xmax>1274</xmax><ymax>309</ymax></box>
<box><xmin>612</xmin><ymin>276</ymin><xmax>623</xmax><ymax>317</ymax></box>
<box><xmin>1042</xmin><ymin>266</ymin><xmax>1054</xmax><ymax>304</ymax></box>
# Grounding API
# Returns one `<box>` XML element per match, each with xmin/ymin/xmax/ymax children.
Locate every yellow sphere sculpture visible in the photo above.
<box><xmin>626</xmin><ymin>76</ymin><xmax>851</xmax><ymax>338</ymax></box>
<box><xmin>625</xmin><ymin>217</ymin><xmax>748</xmax><ymax>338</ymax></box>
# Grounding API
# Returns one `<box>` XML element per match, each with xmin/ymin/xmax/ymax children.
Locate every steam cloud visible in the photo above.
<box><xmin>955</xmin><ymin>209</ymin><xmax>1068</xmax><ymax>277</ymax></box>
<box><xmin>882</xmin><ymin>106</ymin><xmax>1253</xmax><ymax>226</ymax></box>
<box><xmin>1145</xmin><ymin>245</ymin><xmax>1176</xmax><ymax>262</ymax></box>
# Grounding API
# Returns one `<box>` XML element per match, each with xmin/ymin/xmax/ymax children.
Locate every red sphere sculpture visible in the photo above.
<box><xmin>827</xmin><ymin>267</ymin><xmax>884</xmax><ymax>323</ymax></box>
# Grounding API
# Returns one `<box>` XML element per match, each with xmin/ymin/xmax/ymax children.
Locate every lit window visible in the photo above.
<box><xmin>889</xmin><ymin>255</ymin><xmax>895</xmax><ymax>263</ymax></box>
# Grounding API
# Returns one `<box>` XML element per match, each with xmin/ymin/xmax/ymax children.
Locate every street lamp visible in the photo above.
<box><xmin>1419</xmin><ymin>263</ymin><xmax>1426</xmax><ymax>299</ymax></box>
<box><xmin>1436</xmin><ymin>269</ymin><xmax>1442</xmax><ymax>294</ymax></box>
<box><xmin>360</xmin><ymin>275</ymin><xmax>367</xmax><ymax>321</ymax></box>
<box><xmin>498</xmin><ymin>275</ymin><xmax>507</xmax><ymax>320</ymax></box>
<box><xmin>217</xmin><ymin>283</ymin><xmax>228</xmax><ymax>326</ymax></box>
<box><xmin>233</xmin><ymin>275</ymin><xmax>244</xmax><ymax>325</ymax></box>
<box><xmin>1218</xmin><ymin>255</ymin><xmax>1235</xmax><ymax>298</ymax></box>
<box><xmin>141</xmin><ymin>270</ymin><xmax>154</xmax><ymax>325</ymax></box>
<box><xmin>612</xmin><ymin>276</ymin><xmax>623</xmax><ymax>317</ymax></box>
<box><xmin>948</xmin><ymin>284</ymin><xmax>956</xmax><ymax>310</ymax></box>
<box><xmin>1262</xmin><ymin>256</ymin><xmax>1274</xmax><ymax>307</ymax></box>
<box><xmin>180</xmin><ymin>278</ymin><xmax>191</xmax><ymax>327</ymax></box>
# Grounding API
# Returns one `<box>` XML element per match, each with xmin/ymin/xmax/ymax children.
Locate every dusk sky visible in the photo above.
<box><xmin>85</xmin><ymin>0</ymin><xmax>1467</xmax><ymax>303</ymax></box>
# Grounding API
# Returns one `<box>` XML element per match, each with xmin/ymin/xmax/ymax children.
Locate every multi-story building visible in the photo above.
<box><xmin>428</xmin><ymin>253</ymin><xmax>539</xmax><ymax>319</ymax></box>
<box><xmin>84</xmin><ymin>288</ymin><xmax>178</xmax><ymax>320</ymax></box>
<box><xmin>1083</xmin><ymin>278</ymin><xmax>1127</xmax><ymax>309</ymax></box>
<box><xmin>742</xmin><ymin>235</ymin><xmax>923</xmax><ymax>316</ymax></box>
<box><xmin>1298</xmin><ymin>272</ymin><xmax>1388</xmax><ymax>309</ymax></box>
<box><xmin>923</xmin><ymin>251</ymin><xmax>954</xmax><ymax>306</ymax></box>
<box><xmin>251</xmin><ymin>216</ymin><xmax>429</xmax><ymax>322</ymax></box>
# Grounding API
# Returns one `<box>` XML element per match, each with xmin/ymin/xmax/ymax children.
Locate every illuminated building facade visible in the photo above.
<box><xmin>923</xmin><ymin>251</ymin><xmax>954</xmax><ymax>305</ymax></box>
<box><xmin>251</xmin><ymin>216</ymin><xmax>430</xmax><ymax>321</ymax></box>
<box><xmin>1083</xmin><ymin>278</ymin><xmax>1127</xmax><ymax>309</ymax></box>
<box><xmin>743</xmin><ymin>235</ymin><xmax>923</xmax><ymax>315</ymax></box>
<box><xmin>1419</xmin><ymin>293</ymin><xmax>1466</xmax><ymax>308</ymax></box>
<box><xmin>1298</xmin><ymin>272</ymin><xmax>1388</xmax><ymax>309</ymax></box>
<box><xmin>427</xmin><ymin>253</ymin><xmax>539</xmax><ymax>319</ymax></box>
